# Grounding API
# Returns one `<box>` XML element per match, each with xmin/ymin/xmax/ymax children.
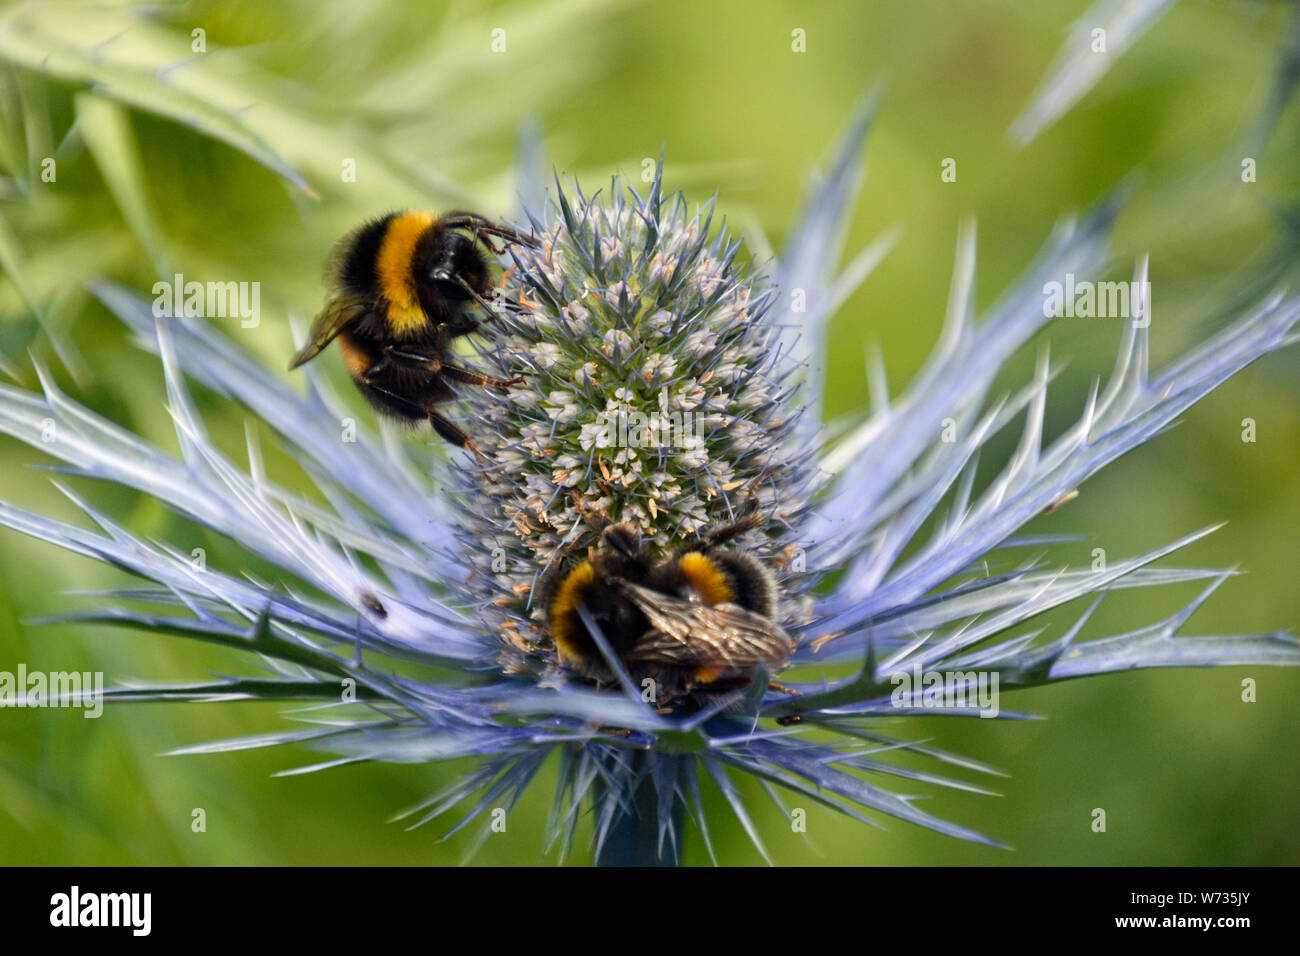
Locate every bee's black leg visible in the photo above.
<box><xmin>441</xmin><ymin>213</ymin><xmax>539</xmax><ymax>249</ymax></box>
<box><xmin>359</xmin><ymin>355</ymin><xmax>392</xmax><ymax>383</ymax></box>
<box><xmin>359</xmin><ymin>379</ymin><xmax>428</xmax><ymax>417</ymax></box>
<box><xmin>426</xmin><ymin>409</ymin><xmax>468</xmax><ymax>445</ymax></box>
<box><xmin>383</xmin><ymin>347</ymin><xmax>443</xmax><ymax>370</ymax></box>
<box><xmin>481</xmin><ymin>234</ymin><xmax>509</xmax><ymax>256</ymax></box>
<box><xmin>442</xmin><ymin>311</ymin><xmax>481</xmax><ymax>339</ymax></box>
<box><xmin>362</xmin><ymin>351</ymin><xmax>434</xmax><ymax>384</ymax></box>
<box><xmin>427</xmin><ymin>409</ymin><xmax>484</xmax><ymax>462</ymax></box>
<box><xmin>700</xmin><ymin>471</ymin><xmax>774</xmax><ymax>550</ymax></box>
<box><xmin>442</xmin><ymin>362</ymin><xmax>524</xmax><ymax>390</ymax></box>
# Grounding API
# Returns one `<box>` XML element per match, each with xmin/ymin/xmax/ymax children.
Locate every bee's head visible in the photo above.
<box><xmin>425</xmin><ymin>231</ymin><xmax>487</xmax><ymax>300</ymax></box>
<box><xmin>600</xmin><ymin>522</ymin><xmax>642</xmax><ymax>560</ymax></box>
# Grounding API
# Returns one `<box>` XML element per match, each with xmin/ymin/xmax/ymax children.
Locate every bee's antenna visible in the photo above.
<box><xmin>455</xmin><ymin>276</ymin><xmax>511</xmax><ymax>322</ymax></box>
<box><xmin>455</xmin><ymin>275</ymin><xmax>535</xmax><ymax>326</ymax></box>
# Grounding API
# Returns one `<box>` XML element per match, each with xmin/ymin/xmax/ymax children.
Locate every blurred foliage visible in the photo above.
<box><xmin>0</xmin><ymin>0</ymin><xmax>1296</xmax><ymax>864</ymax></box>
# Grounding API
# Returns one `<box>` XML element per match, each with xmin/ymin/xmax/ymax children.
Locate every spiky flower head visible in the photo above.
<box><xmin>2</xmin><ymin>105</ymin><xmax>1299</xmax><ymax>865</ymax></box>
<box><xmin>452</xmin><ymin>168</ymin><xmax>815</xmax><ymax>676</ymax></box>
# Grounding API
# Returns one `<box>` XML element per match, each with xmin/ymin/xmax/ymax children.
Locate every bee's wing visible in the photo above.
<box><xmin>618</xmin><ymin>582</ymin><xmax>791</xmax><ymax>669</ymax></box>
<box><xmin>288</xmin><ymin>296</ymin><xmax>370</xmax><ymax>370</ymax></box>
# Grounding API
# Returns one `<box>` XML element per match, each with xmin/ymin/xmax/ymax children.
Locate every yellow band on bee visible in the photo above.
<box><xmin>377</xmin><ymin>211</ymin><xmax>436</xmax><ymax>335</ymax></box>
<box><xmin>549</xmin><ymin>561</ymin><xmax>596</xmax><ymax>662</ymax></box>
<box><xmin>677</xmin><ymin>552</ymin><xmax>733</xmax><ymax>606</ymax></box>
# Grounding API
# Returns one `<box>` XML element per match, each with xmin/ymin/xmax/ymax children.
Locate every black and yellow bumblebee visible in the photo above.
<box><xmin>538</xmin><ymin>504</ymin><xmax>792</xmax><ymax>703</ymax></box>
<box><xmin>288</xmin><ymin>210</ymin><xmax>536</xmax><ymax>454</ymax></box>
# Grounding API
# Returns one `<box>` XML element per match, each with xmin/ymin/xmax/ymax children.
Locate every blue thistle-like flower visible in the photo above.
<box><xmin>1</xmin><ymin>101</ymin><xmax>1298</xmax><ymax>865</ymax></box>
<box><xmin>454</xmin><ymin>172</ymin><xmax>818</xmax><ymax>678</ymax></box>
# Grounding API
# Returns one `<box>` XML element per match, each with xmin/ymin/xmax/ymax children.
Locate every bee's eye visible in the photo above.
<box><xmin>427</xmin><ymin>234</ymin><xmax>476</xmax><ymax>296</ymax></box>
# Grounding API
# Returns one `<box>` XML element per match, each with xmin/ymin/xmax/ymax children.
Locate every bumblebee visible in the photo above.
<box><xmin>288</xmin><ymin>210</ymin><xmax>535</xmax><ymax>454</ymax></box>
<box><xmin>538</xmin><ymin>504</ymin><xmax>792</xmax><ymax>703</ymax></box>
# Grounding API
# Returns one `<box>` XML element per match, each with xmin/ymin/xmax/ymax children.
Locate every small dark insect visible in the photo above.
<box><xmin>359</xmin><ymin>591</ymin><xmax>388</xmax><ymax>619</ymax></box>
<box><xmin>288</xmin><ymin>210</ymin><xmax>536</xmax><ymax>457</ymax></box>
<box><xmin>537</xmin><ymin>499</ymin><xmax>792</xmax><ymax>704</ymax></box>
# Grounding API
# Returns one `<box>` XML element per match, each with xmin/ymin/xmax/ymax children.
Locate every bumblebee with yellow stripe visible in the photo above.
<box><xmin>288</xmin><ymin>210</ymin><xmax>536</xmax><ymax>456</ymax></box>
<box><xmin>539</xmin><ymin>502</ymin><xmax>792</xmax><ymax>704</ymax></box>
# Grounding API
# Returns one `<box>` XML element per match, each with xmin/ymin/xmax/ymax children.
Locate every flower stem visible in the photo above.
<box><xmin>595</xmin><ymin>754</ymin><xmax>681</xmax><ymax>866</ymax></box>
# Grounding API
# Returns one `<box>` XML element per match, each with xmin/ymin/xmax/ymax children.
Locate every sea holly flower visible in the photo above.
<box><xmin>1</xmin><ymin>100</ymin><xmax>1298</xmax><ymax>866</ymax></box>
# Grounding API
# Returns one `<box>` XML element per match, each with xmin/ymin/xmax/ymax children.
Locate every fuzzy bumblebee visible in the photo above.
<box><xmin>288</xmin><ymin>210</ymin><xmax>535</xmax><ymax>453</ymax></box>
<box><xmin>538</xmin><ymin>502</ymin><xmax>791</xmax><ymax>703</ymax></box>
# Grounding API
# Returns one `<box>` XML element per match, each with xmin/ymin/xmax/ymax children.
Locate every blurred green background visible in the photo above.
<box><xmin>0</xmin><ymin>0</ymin><xmax>1296</xmax><ymax>865</ymax></box>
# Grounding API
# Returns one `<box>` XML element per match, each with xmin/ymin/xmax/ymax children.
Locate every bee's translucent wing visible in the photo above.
<box><xmin>288</xmin><ymin>296</ymin><xmax>370</xmax><ymax>370</ymax></box>
<box><xmin>618</xmin><ymin>582</ymin><xmax>792</xmax><ymax>669</ymax></box>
